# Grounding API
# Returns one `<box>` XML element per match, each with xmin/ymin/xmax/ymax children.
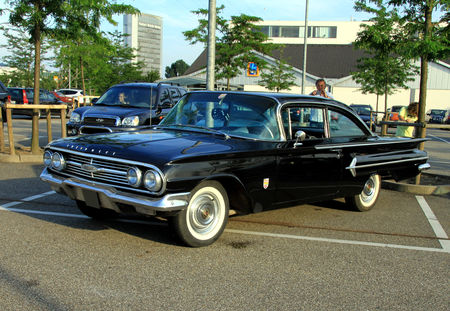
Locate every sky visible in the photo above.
<box><xmin>0</xmin><ymin>0</ymin><xmax>376</xmax><ymax>73</ymax></box>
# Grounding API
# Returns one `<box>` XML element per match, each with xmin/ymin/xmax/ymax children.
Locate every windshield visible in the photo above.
<box><xmin>95</xmin><ymin>86</ymin><xmax>156</xmax><ymax>108</ymax></box>
<box><xmin>391</xmin><ymin>106</ymin><xmax>403</xmax><ymax>112</ymax></box>
<box><xmin>351</xmin><ymin>106</ymin><xmax>371</xmax><ymax>115</ymax></box>
<box><xmin>430</xmin><ymin>109</ymin><xmax>446</xmax><ymax>116</ymax></box>
<box><xmin>160</xmin><ymin>92</ymin><xmax>281</xmax><ymax>141</ymax></box>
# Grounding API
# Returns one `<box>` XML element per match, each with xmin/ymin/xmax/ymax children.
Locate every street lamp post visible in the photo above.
<box><xmin>206</xmin><ymin>0</ymin><xmax>216</xmax><ymax>91</ymax></box>
<box><xmin>301</xmin><ymin>0</ymin><xmax>309</xmax><ymax>94</ymax></box>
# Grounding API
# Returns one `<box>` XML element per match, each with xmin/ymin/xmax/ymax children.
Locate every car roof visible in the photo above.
<box><xmin>112</xmin><ymin>82</ymin><xmax>186</xmax><ymax>89</ymax></box>
<box><xmin>188</xmin><ymin>90</ymin><xmax>349</xmax><ymax>109</ymax></box>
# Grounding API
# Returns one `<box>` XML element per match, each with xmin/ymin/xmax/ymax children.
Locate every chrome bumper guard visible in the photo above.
<box><xmin>40</xmin><ymin>168</ymin><xmax>189</xmax><ymax>216</ymax></box>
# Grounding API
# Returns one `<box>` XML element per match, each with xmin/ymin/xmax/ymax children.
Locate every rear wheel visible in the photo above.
<box><xmin>76</xmin><ymin>200</ymin><xmax>116</xmax><ymax>219</ymax></box>
<box><xmin>345</xmin><ymin>174</ymin><xmax>381</xmax><ymax>211</ymax></box>
<box><xmin>170</xmin><ymin>181</ymin><xmax>229</xmax><ymax>247</ymax></box>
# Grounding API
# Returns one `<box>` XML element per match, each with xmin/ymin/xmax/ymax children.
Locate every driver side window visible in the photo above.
<box><xmin>282</xmin><ymin>106</ymin><xmax>325</xmax><ymax>140</ymax></box>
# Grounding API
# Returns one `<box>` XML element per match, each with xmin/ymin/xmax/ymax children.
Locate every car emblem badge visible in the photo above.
<box><xmin>96</xmin><ymin>118</ymin><xmax>104</xmax><ymax>123</ymax></box>
<box><xmin>81</xmin><ymin>164</ymin><xmax>99</xmax><ymax>173</ymax></box>
<box><xmin>263</xmin><ymin>178</ymin><xmax>269</xmax><ymax>189</ymax></box>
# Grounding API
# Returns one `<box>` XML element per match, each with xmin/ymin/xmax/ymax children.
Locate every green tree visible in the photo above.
<box><xmin>165</xmin><ymin>59</ymin><xmax>190</xmax><ymax>78</ymax></box>
<box><xmin>184</xmin><ymin>6</ymin><xmax>277</xmax><ymax>90</ymax></box>
<box><xmin>259</xmin><ymin>55</ymin><xmax>296</xmax><ymax>92</ymax></box>
<box><xmin>4</xmin><ymin>0</ymin><xmax>137</xmax><ymax>153</ymax></box>
<box><xmin>353</xmin><ymin>1</ymin><xmax>419</xmax><ymax>135</ymax></box>
<box><xmin>144</xmin><ymin>70</ymin><xmax>161</xmax><ymax>82</ymax></box>
<box><xmin>387</xmin><ymin>0</ymin><xmax>449</xmax><ymax>141</ymax></box>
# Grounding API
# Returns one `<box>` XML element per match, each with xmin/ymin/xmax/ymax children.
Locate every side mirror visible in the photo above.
<box><xmin>294</xmin><ymin>130</ymin><xmax>306</xmax><ymax>147</ymax></box>
<box><xmin>91</xmin><ymin>98</ymin><xmax>98</xmax><ymax>104</ymax></box>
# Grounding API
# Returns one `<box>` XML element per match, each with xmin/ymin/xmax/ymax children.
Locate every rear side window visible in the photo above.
<box><xmin>328</xmin><ymin>109</ymin><xmax>365</xmax><ymax>137</ymax></box>
<box><xmin>170</xmin><ymin>88</ymin><xmax>180</xmax><ymax>102</ymax></box>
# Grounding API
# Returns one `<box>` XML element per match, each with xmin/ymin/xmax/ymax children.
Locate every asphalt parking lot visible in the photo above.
<box><xmin>0</xmin><ymin>162</ymin><xmax>449</xmax><ymax>311</ymax></box>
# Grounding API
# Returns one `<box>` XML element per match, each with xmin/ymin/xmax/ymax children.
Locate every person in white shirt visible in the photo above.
<box><xmin>310</xmin><ymin>79</ymin><xmax>334</xmax><ymax>99</ymax></box>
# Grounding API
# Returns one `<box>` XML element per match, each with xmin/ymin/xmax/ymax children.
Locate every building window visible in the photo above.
<box><xmin>281</xmin><ymin>26</ymin><xmax>299</xmax><ymax>38</ymax></box>
<box><xmin>308</xmin><ymin>26</ymin><xmax>337</xmax><ymax>38</ymax></box>
<box><xmin>260</xmin><ymin>25</ymin><xmax>337</xmax><ymax>39</ymax></box>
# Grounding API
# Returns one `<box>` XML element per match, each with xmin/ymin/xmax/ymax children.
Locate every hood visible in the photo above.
<box><xmin>49</xmin><ymin>128</ymin><xmax>276</xmax><ymax>168</ymax></box>
<box><xmin>74</xmin><ymin>105</ymin><xmax>152</xmax><ymax>119</ymax></box>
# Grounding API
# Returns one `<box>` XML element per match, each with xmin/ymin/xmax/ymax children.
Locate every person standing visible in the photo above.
<box><xmin>310</xmin><ymin>78</ymin><xmax>334</xmax><ymax>99</ymax></box>
<box><xmin>396</xmin><ymin>102</ymin><xmax>418</xmax><ymax>137</ymax></box>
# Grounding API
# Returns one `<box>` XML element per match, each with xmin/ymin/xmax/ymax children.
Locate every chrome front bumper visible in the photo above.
<box><xmin>40</xmin><ymin>168</ymin><xmax>189</xmax><ymax>216</ymax></box>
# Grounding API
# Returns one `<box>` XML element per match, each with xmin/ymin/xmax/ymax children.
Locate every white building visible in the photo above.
<box><xmin>255</xmin><ymin>20</ymin><xmax>370</xmax><ymax>45</ymax></box>
<box><xmin>123</xmin><ymin>13</ymin><xmax>163</xmax><ymax>76</ymax></box>
<box><xmin>163</xmin><ymin>21</ymin><xmax>450</xmax><ymax>111</ymax></box>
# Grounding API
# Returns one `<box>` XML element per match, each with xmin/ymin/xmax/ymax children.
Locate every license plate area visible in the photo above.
<box><xmin>82</xmin><ymin>189</ymin><xmax>100</xmax><ymax>208</ymax></box>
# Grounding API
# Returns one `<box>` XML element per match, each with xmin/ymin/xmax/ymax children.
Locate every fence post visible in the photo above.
<box><xmin>61</xmin><ymin>107</ymin><xmax>67</xmax><ymax>138</ymax></box>
<box><xmin>6</xmin><ymin>105</ymin><xmax>15</xmax><ymax>155</ymax></box>
<box><xmin>46</xmin><ymin>108</ymin><xmax>53</xmax><ymax>143</ymax></box>
<box><xmin>0</xmin><ymin>105</ymin><xmax>4</xmax><ymax>152</ymax></box>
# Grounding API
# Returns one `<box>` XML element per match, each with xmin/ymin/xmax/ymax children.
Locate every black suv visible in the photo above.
<box><xmin>67</xmin><ymin>82</ymin><xmax>187</xmax><ymax>136</ymax></box>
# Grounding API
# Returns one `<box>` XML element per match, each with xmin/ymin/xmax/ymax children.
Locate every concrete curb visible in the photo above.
<box><xmin>382</xmin><ymin>179</ymin><xmax>450</xmax><ymax>196</ymax></box>
<box><xmin>0</xmin><ymin>152</ymin><xmax>43</xmax><ymax>163</ymax></box>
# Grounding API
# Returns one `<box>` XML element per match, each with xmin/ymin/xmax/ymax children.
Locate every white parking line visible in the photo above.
<box><xmin>416</xmin><ymin>195</ymin><xmax>450</xmax><ymax>251</ymax></box>
<box><xmin>225</xmin><ymin>229</ymin><xmax>449</xmax><ymax>253</ymax></box>
<box><xmin>1</xmin><ymin>191</ymin><xmax>448</xmax><ymax>253</ymax></box>
<box><xmin>428</xmin><ymin>134</ymin><xmax>450</xmax><ymax>144</ymax></box>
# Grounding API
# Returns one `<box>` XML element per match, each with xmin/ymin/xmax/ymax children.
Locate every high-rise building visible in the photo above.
<box><xmin>123</xmin><ymin>13</ymin><xmax>163</xmax><ymax>76</ymax></box>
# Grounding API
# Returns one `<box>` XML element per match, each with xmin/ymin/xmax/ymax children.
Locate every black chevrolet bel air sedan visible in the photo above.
<box><xmin>40</xmin><ymin>91</ymin><xmax>430</xmax><ymax>247</ymax></box>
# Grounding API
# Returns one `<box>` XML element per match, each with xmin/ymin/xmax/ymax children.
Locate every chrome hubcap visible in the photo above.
<box><xmin>361</xmin><ymin>176</ymin><xmax>376</xmax><ymax>203</ymax></box>
<box><xmin>189</xmin><ymin>194</ymin><xmax>218</xmax><ymax>234</ymax></box>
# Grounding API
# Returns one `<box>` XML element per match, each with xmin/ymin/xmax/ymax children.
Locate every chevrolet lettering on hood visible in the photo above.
<box><xmin>40</xmin><ymin>91</ymin><xmax>430</xmax><ymax>247</ymax></box>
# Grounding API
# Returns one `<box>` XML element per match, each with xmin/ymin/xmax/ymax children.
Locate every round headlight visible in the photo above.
<box><xmin>43</xmin><ymin>150</ymin><xmax>52</xmax><ymax>167</ymax></box>
<box><xmin>51</xmin><ymin>152</ymin><xmax>66</xmax><ymax>171</ymax></box>
<box><xmin>127</xmin><ymin>167</ymin><xmax>142</xmax><ymax>187</ymax></box>
<box><xmin>143</xmin><ymin>170</ymin><xmax>162</xmax><ymax>192</ymax></box>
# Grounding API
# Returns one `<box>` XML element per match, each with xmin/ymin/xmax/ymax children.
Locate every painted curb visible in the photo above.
<box><xmin>382</xmin><ymin>180</ymin><xmax>450</xmax><ymax>196</ymax></box>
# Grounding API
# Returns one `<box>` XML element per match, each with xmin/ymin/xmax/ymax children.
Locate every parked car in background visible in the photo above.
<box><xmin>425</xmin><ymin>109</ymin><xmax>449</xmax><ymax>124</ymax></box>
<box><xmin>0</xmin><ymin>80</ymin><xmax>8</xmax><ymax>121</ymax></box>
<box><xmin>57</xmin><ymin>88</ymin><xmax>84</xmax><ymax>98</ymax></box>
<box><xmin>52</xmin><ymin>91</ymin><xmax>73</xmax><ymax>105</ymax></box>
<box><xmin>41</xmin><ymin>91</ymin><xmax>430</xmax><ymax>247</ymax></box>
<box><xmin>7</xmin><ymin>87</ymin><xmax>69</xmax><ymax>117</ymax></box>
<box><xmin>349</xmin><ymin>104</ymin><xmax>377</xmax><ymax>131</ymax></box>
<box><xmin>387</xmin><ymin>105</ymin><xmax>405</xmax><ymax>122</ymax></box>
<box><xmin>66</xmin><ymin>82</ymin><xmax>187</xmax><ymax>136</ymax></box>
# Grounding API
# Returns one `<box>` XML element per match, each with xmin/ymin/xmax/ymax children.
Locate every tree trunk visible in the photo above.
<box><xmin>381</xmin><ymin>85</ymin><xmax>388</xmax><ymax>136</ymax></box>
<box><xmin>31</xmin><ymin>3</ymin><xmax>42</xmax><ymax>155</ymax></box>
<box><xmin>415</xmin><ymin>1</ymin><xmax>433</xmax><ymax>185</ymax></box>
<box><xmin>80</xmin><ymin>56</ymin><xmax>86</xmax><ymax>95</ymax></box>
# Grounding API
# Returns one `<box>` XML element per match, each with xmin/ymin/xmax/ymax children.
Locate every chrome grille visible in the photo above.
<box><xmin>65</xmin><ymin>153</ymin><xmax>129</xmax><ymax>186</ymax></box>
<box><xmin>83</xmin><ymin>116</ymin><xmax>118</xmax><ymax>126</ymax></box>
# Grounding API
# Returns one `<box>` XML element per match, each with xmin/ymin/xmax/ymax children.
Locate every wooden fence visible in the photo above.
<box><xmin>0</xmin><ymin>103</ymin><xmax>67</xmax><ymax>155</ymax></box>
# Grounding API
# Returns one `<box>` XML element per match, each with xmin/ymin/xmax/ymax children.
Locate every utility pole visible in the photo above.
<box><xmin>206</xmin><ymin>0</ymin><xmax>216</xmax><ymax>91</ymax></box>
<box><xmin>301</xmin><ymin>0</ymin><xmax>309</xmax><ymax>94</ymax></box>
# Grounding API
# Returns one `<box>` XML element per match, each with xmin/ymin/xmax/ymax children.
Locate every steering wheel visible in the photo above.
<box><xmin>259</xmin><ymin>123</ymin><xmax>275</xmax><ymax>139</ymax></box>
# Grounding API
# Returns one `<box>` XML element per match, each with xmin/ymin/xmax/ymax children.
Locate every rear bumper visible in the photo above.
<box><xmin>40</xmin><ymin>168</ymin><xmax>189</xmax><ymax>215</ymax></box>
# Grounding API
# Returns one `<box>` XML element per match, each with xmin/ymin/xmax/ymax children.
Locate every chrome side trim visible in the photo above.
<box><xmin>345</xmin><ymin>156</ymin><xmax>429</xmax><ymax>177</ymax></box>
<box><xmin>40</xmin><ymin>168</ymin><xmax>189</xmax><ymax>214</ymax></box>
<box><xmin>315</xmin><ymin>138</ymin><xmax>428</xmax><ymax>150</ymax></box>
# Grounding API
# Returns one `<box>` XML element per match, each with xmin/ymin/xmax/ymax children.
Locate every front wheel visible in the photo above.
<box><xmin>170</xmin><ymin>181</ymin><xmax>229</xmax><ymax>247</ymax></box>
<box><xmin>345</xmin><ymin>174</ymin><xmax>381</xmax><ymax>212</ymax></box>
